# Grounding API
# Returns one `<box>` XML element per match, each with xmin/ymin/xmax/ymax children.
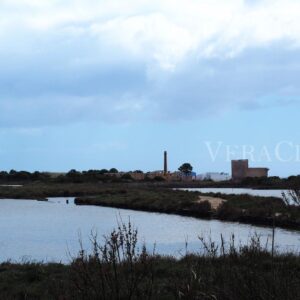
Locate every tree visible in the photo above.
<box><xmin>121</xmin><ymin>173</ymin><xmax>133</xmax><ymax>180</ymax></box>
<box><xmin>67</xmin><ymin>169</ymin><xmax>81</xmax><ymax>177</ymax></box>
<box><xmin>178</xmin><ymin>163</ymin><xmax>193</xmax><ymax>175</ymax></box>
<box><xmin>99</xmin><ymin>169</ymin><xmax>109</xmax><ymax>174</ymax></box>
<box><xmin>109</xmin><ymin>168</ymin><xmax>119</xmax><ymax>173</ymax></box>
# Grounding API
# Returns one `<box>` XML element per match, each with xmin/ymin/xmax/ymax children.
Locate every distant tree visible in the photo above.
<box><xmin>0</xmin><ymin>171</ymin><xmax>8</xmax><ymax>181</ymax></box>
<box><xmin>154</xmin><ymin>176</ymin><xmax>165</xmax><ymax>181</ymax></box>
<box><xmin>66</xmin><ymin>169</ymin><xmax>81</xmax><ymax>177</ymax></box>
<box><xmin>66</xmin><ymin>169</ymin><xmax>82</xmax><ymax>183</ymax></box>
<box><xmin>17</xmin><ymin>171</ymin><xmax>31</xmax><ymax>181</ymax></box>
<box><xmin>68</xmin><ymin>169</ymin><xmax>79</xmax><ymax>175</ymax></box>
<box><xmin>121</xmin><ymin>173</ymin><xmax>133</xmax><ymax>180</ymax></box>
<box><xmin>99</xmin><ymin>169</ymin><xmax>109</xmax><ymax>174</ymax></box>
<box><xmin>178</xmin><ymin>163</ymin><xmax>193</xmax><ymax>175</ymax></box>
<box><xmin>133</xmin><ymin>170</ymin><xmax>143</xmax><ymax>173</ymax></box>
<box><xmin>109</xmin><ymin>168</ymin><xmax>119</xmax><ymax>173</ymax></box>
<box><xmin>9</xmin><ymin>169</ymin><xmax>17</xmax><ymax>175</ymax></box>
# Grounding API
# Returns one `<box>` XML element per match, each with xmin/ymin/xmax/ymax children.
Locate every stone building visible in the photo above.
<box><xmin>231</xmin><ymin>159</ymin><xmax>269</xmax><ymax>181</ymax></box>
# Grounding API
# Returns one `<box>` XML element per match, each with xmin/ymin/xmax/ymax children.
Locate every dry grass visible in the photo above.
<box><xmin>197</xmin><ymin>195</ymin><xmax>226</xmax><ymax>210</ymax></box>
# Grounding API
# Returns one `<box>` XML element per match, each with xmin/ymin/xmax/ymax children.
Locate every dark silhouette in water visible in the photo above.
<box><xmin>66</xmin><ymin>199</ymin><xmax>69</xmax><ymax>204</ymax></box>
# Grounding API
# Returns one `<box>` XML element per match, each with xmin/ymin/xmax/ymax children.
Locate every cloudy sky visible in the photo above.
<box><xmin>1</xmin><ymin>0</ymin><xmax>300</xmax><ymax>176</ymax></box>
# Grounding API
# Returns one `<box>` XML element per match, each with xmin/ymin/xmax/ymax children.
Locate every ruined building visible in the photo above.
<box><xmin>231</xmin><ymin>159</ymin><xmax>269</xmax><ymax>181</ymax></box>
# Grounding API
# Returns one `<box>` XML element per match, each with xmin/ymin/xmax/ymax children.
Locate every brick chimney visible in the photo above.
<box><xmin>164</xmin><ymin>151</ymin><xmax>168</xmax><ymax>175</ymax></box>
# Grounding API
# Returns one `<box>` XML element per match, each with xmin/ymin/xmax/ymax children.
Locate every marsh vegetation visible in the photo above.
<box><xmin>0</xmin><ymin>221</ymin><xmax>299</xmax><ymax>299</ymax></box>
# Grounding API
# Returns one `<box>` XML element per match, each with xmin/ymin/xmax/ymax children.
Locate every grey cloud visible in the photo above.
<box><xmin>146</xmin><ymin>45</ymin><xmax>300</xmax><ymax>120</ymax></box>
<box><xmin>0</xmin><ymin>27</ymin><xmax>300</xmax><ymax>128</ymax></box>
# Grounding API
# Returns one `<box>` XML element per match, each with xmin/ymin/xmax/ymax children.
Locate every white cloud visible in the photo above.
<box><xmin>1</xmin><ymin>0</ymin><xmax>300</xmax><ymax>66</ymax></box>
<box><xmin>91</xmin><ymin>13</ymin><xmax>196</xmax><ymax>70</ymax></box>
<box><xmin>0</xmin><ymin>0</ymin><xmax>300</xmax><ymax>128</ymax></box>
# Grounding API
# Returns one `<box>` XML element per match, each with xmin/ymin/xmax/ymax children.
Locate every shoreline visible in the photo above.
<box><xmin>75</xmin><ymin>189</ymin><xmax>300</xmax><ymax>231</ymax></box>
<box><xmin>75</xmin><ymin>197</ymin><xmax>300</xmax><ymax>231</ymax></box>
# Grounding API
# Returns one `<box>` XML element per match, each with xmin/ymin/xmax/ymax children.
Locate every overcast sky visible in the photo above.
<box><xmin>1</xmin><ymin>0</ymin><xmax>300</xmax><ymax>176</ymax></box>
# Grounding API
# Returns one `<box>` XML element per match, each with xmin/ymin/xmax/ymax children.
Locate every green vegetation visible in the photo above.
<box><xmin>209</xmin><ymin>192</ymin><xmax>300</xmax><ymax>229</ymax></box>
<box><xmin>0</xmin><ymin>183</ymin><xmax>162</xmax><ymax>200</ymax></box>
<box><xmin>2</xmin><ymin>169</ymin><xmax>300</xmax><ymax>189</ymax></box>
<box><xmin>75</xmin><ymin>188</ymin><xmax>212</xmax><ymax>218</ymax></box>
<box><xmin>178</xmin><ymin>163</ymin><xmax>193</xmax><ymax>175</ymax></box>
<box><xmin>237</xmin><ymin>175</ymin><xmax>300</xmax><ymax>189</ymax></box>
<box><xmin>109</xmin><ymin>168</ymin><xmax>119</xmax><ymax>173</ymax></box>
<box><xmin>0</xmin><ymin>262</ymin><xmax>69</xmax><ymax>299</ymax></box>
<box><xmin>0</xmin><ymin>169</ymin><xmax>127</xmax><ymax>184</ymax></box>
<box><xmin>0</xmin><ymin>222</ymin><xmax>299</xmax><ymax>299</ymax></box>
<box><xmin>0</xmin><ymin>183</ymin><xmax>122</xmax><ymax>200</ymax></box>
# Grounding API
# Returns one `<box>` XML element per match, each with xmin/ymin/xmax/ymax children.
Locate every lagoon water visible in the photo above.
<box><xmin>182</xmin><ymin>188</ymin><xmax>288</xmax><ymax>198</ymax></box>
<box><xmin>182</xmin><ymin>187</ymin><xmax>300</xmax><ymax>205</ymax></box>
<box><xmin>0</xmin><ymin>197</ymin><xmax>299</xmax><ymax>263</ymax></box>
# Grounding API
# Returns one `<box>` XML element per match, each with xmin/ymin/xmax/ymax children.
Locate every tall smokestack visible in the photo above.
<box><xmin>164</xmin><ymin>151</ymin><xmax>168</xmax><ymax>175</ymax></box>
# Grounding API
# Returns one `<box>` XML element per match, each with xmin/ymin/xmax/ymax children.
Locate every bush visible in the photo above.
<box><xmin>70</xmin><ymin>221</ymin><xmax>155</xmax><ymax>299</ymax></box>
<box><xmin>121</xmin><ymin>173</ymin><xmax>133</xmax><ymax>180</ymax></box>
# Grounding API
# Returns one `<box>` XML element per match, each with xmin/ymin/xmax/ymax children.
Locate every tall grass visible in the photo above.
<box><xmin>66</xmin><ymin>221</ymin><xmax>300</xmax><ymax>300</ymax></box>
<box><xmin>70</xmin><ymin>220</ymin><xmax>155</xmax><ymax>299</ymax></box>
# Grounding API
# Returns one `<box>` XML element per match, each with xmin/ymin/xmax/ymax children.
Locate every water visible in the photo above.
<box><xmin>182</xmin><ymin>187</ymin><xmax>300</xmax><ymax>205</ymax></box>
<box><xmin>0</xmin><ymin>198</ymin><xmax>299</xmax><ymax>263</ymax></box>
<box><xmin>0</xmin><ymin>185</ymin><xmax>23</xmax><ymax>187</ymax></box>
<box><xmin>182</xmin><ymin>188</ymin><xmax>288</xmax><ymax>198</ymax></box>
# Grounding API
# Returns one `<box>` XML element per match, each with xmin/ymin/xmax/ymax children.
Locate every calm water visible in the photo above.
<box><xmin>183</xmin><ymin>187</ymin><xmax>300</xmax><ymax>205</ymax></box>
<box><xmin>0</xmin><ymin>197</ymin><xmax>299</xmax><ymax>263</ymax></box>
<box><xmin>183</xmin><ymin>188</ymin><xmax>288</xmax><ymax>198</ymax></box>
<box><xmin>0</xmin><ymin>185</ymin><xmax>23</xmax><ymax>187</ymax></box>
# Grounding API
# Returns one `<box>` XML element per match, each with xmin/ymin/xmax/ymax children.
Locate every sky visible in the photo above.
<box><xmin>1</xmin><ymin>0</ymin><xmax>300</xmax><ymax>177</ymax></box>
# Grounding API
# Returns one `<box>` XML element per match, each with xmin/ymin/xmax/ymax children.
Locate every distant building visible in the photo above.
<box><xmin>179</xmin><ymin>171</ymin><xmax>197</xmax><ymax>181</ymax></box>
<box><xmin>198</xmin><ymin>172</ymin><xmax>231</xmax><ymax>182</ymax></box>
<box><xmin>127</xmin><ymin>172</ymin><xmax>145</xmax><ymax>180</ymax></box>
<box><xmin>231</xmin><ymin>159</ymin><xmax>269</xmax><ymax>181</ymax></box>
<box><xmin>107</xmin><ymin>151</ymin><xmax>199</xmax><ymax>182</ymax></box>
<box><xmin>146</xmin><ymin>170</ymin><xmax>165</xmax><ymax>179</ymax></box>
<box><xmin>44</xmin><ymin>172</ymin><xmax>66</xmax><ymax>178</ymax></box>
